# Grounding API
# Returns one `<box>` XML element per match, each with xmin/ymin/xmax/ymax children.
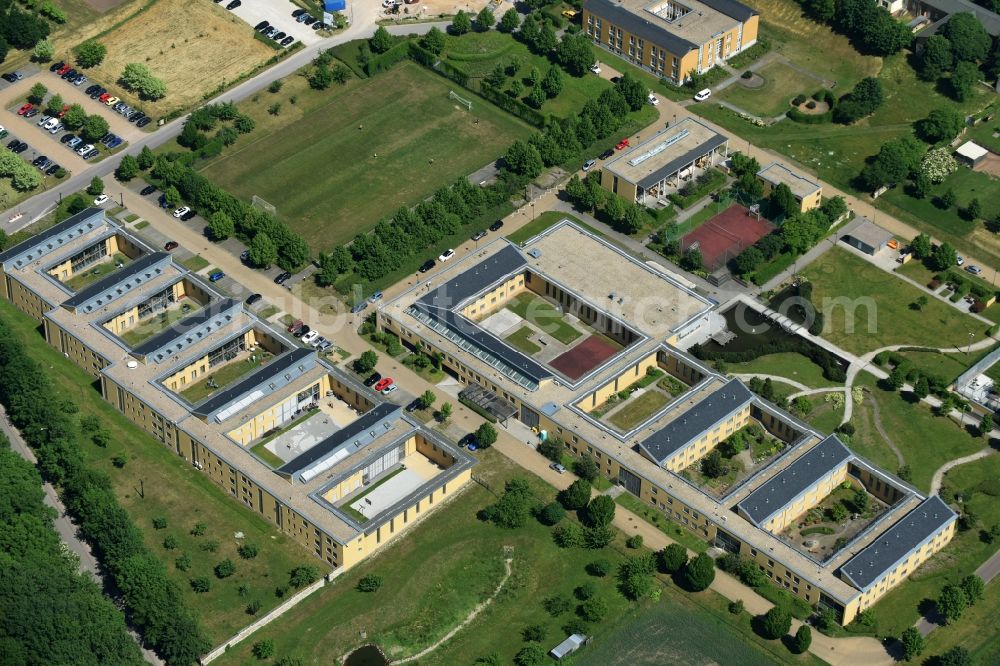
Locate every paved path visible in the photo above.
<box><xmin>760</xmin><ymin>215</ymin><xmax>866</xmax><ymax>292</ymax></box>
<box><xmin>731</xmin><ymin>373</ymin><xmax>810</xmax><ymax>392</ymax></box>
<box><xmin>929</xmin><ymin>448</ymin><xmax>995</xmax><ymax>495</ymax></box>
<box><xmin>0</xmin><ymin>405</ymin><xmax>163</xmax><ymax>666</ymax></box>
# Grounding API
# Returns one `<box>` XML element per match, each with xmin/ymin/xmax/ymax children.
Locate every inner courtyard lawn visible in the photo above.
<box><xmin>506</xmin><ymin>292</ymin><xmax>582</xmax><ymax>345</ymax></box>
<box><xmin>505</xmin><ymin>325</ymin><xmax>542</xmax><ymax>355</ymax></box>
<box><xmin>607</xmin><ymin>390</ymin><xmax>670</xmax><ymax>431</ymax></box>
<box><xmin>199</xmin><ymin>61</ymin><xmax>532</xmax><ymax>254</ymax></box>
<box><xmin>0</xmin><ymin>299</ymin><xmax>318</xmax><ymax>643</ymax></box>
<box><xmin>179</xmin><ymin>351</ymin><xmax>273</xmax><ymax>404</ymax></box>
<box><xmin>803</xmin><ymin>248</ymin><xmax>989</xmax><ymax>354</ymax></box>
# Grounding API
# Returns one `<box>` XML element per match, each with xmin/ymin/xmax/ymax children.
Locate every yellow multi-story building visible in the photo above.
<box><xmin>756</xmin><ymin>162</ymin><xmax>823</xmax><ymax>213</ymax></box>
<box><xmin>379</xmin><ymin>219</ymin><xmax>958</xmax><ymax>625</ymax></box>
<box><xmin>0</xmin><ymin>208</ymin><xmax>474</xmax><ymax>573</ymax></box>
<box><xmin>582</xmin><ymin>0</ymin><xmax>760</xmax><ymax>83</ymax></box>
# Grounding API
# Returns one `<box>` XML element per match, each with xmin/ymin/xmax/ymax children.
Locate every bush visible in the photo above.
<box><xmin>741</xmin><ymin>70</ymin><xmax>753</xmax><ymax>79</ymax></box>
<box><xmin>238</xmin><ymin>542</ymin><xmax>259</xmax><ymax>559</ymax></box>
<box><xmin>657</xmin><ymin>543</ymin><xmax>688</xmax><ymax>574</ymax></box>
<box><xmin>759</xmin><ymin>606</ymin><xmax>791</xmax><ymax>639</ymax></box>
<box><xmin>357</xmin><ymin>573</ymin><xmax>383</xmax><ymax>592</ymax></box>
<box><xmin>578</xmin><ymin>596</ymin><xmax>608</xmax><ymax>622</ymax></box>
<box><xmin>680</xmin><ymin>553</ymin><xmax>715</xmax><ymax>591</ymax></box>
<box><xmin>792</xmin><ymin>94</ymin><xmax>807</xmax><ymax>106</ymax></box>
<box><xmin>543</xmin><ymin>594</ymin><xmax>572</xmax><ymax>616</ymax></box>
<box><xmin>215</xmin><ymin>559</ymin><xmax>236</xmax><ymax>578</ymax></box>
<box><xmin>574</xmin><ymin>581</ymin><xmax>597</xmax><ymax>600</ymax></box>
<box><xmin>190</xmin><ymin>577</ymin><xmax>211</xmax><ymax>593</ymax></box>
<box><xmin>729</xmin><ymin>599</ymin><xmax>745</xmax><ymax>614</ymax></box>
<box><xmin>626</xmin><ymin>534</ymin><xmax>644</xmax><ymax>549</ymax></box>
<box><xmin>538</xmin><ymin>501</ymin><xmax>566</xmax><ymax>526</ymax></box>
<box><xmin>586</xmin><ymin>559</ymin><xmax>612</xmax><ymax>577</ymax></box>
<box><xmin>793</xmin><ymin>625</ymin><xmax>812</xmax><ymax>653</ymax></box>
<box><xmin>252</xmin><ymin>639</ymin><xmax>275</xmax><ymax>660</ymax></box>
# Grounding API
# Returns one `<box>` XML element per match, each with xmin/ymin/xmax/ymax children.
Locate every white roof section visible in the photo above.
<box><xmin>956</xmin><ymin>141</ymin><xmax>988</xmax><ymax>161</ymax></box>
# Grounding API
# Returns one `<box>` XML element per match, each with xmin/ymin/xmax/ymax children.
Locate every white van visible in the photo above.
<box><xmin>694</xmin><ymin>88</ymin><xmax>712</xmax><ymax>102</ymax></box>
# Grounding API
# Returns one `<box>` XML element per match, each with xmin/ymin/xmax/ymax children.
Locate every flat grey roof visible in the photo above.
<box><xmin>278</xmin><ymin>403</ymin><xmax>402</xmax><ymax>479</ymax></box>
<box><xmin>603</xmin><ymin>120</ymin><xmax>728</xmax><ymax>190</ymax></box>
<box><xmin>132</xmin><ymin>298</ymin><xmax>242</xmax><ymax>359</ymax></box>
<box><xmin>0</xmin><ymin>208</ymin><xmax>107</xmax><ymax>270</ymax></box>
<box><xmin>63</xmin><ymin>252</ymin><xmax>172</xmax><ymax>312</ymax></box>
<box><xmin>919</xmin><ymin>0</ymin><xmax>1000</xmax><ymax>35</ymax></box>
<box><xmin>192</xmin><ymin>346</ymin><xmax>315</xmax><ymax>417</ymax></box>
<box><xmin>584</xmin><ymin>0</ymin><xmax>697</xmax><ymax>55</ymax></box>
<box><xmin>843</xmin><ymin>220</ymin><xmax>893</xmax><ymax>250</ymax></box>
<box><xmin>637</xmin><ymin>378</ymin><xmax>753</xmax><ymax>464</ymax></box>
<box><xmin>756</xmin><ymin>162</ymin><xmax>821</xmax><ymax>200</ymax></box>
<box><xmin>840</xmin><ymin>496</ymin><xmax>956</xmax><ymax>591</ymax></box>
<box><xmin>737</xmin><ymin>435</ymin><xmax>853</xmax><ymax>526</ymax></box>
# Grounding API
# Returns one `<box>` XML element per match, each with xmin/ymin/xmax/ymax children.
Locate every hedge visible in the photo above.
<box><xmin>476</xmin><ymin>83</ymin><xmax>548</xmax><ymax>127</ymax></box>
<box><xmin>459</xmin><ymin>396</ymin><xmax>498</xmax><ymax>423</ymax></box>
<box><xmin>787</xmin><ymin>107</ymin><xmax>834</xmax><ymax>124</ymax></box>
<box><xmin>364</xmin><ymin>40</ymin><xmax>412</xmax><ymax>76</ymax></box>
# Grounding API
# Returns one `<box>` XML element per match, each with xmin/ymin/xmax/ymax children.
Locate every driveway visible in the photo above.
<box><xmin>229</xmin><ymin>0</ymin><xmax>324</xmax><ymax>46</ymax></box>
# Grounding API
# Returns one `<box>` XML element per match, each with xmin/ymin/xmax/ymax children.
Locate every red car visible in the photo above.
<box><xmin>287</xmin><ymin>319</ymin><xmax>304</xmax><ymax>334</ymax></box>
<box><xmin>57</xmin><ymin>105</ymin><xmax>70</xmax><ymax>118</ymax></box>
<box><xmin>17</xmin><ymin>103</ymin><xmax>33</xmax><ymax>116</ymax></box>
<box><xmin>57</xmin><ymin>64</ymin><xmax>72</xmax><ymax>75</ymax></box>
<box><xmin>99</xmin><ymin>93</ymin><xmax>111</xmax><ymax>103</ymax></box>
<box><xmin>373</xmin><ymin>377</ymin><xmax>393</xmax><ymax>392</ymax></box>
<box><xmin>163</xmin><ymin>241</ymin><xmax>178</xmax><ymax>251</ymax></box>
<box><xmin>615</xmin><ymin>138</ymin><xmax>630</xmax><ymax>151</ymax></box>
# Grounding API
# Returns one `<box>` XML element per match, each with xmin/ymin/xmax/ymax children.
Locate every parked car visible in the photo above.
<box><xmin>61</xmin><ymin>68</ymin><xmax>77</xmax><ymax>80</ymax></box>
<box><xmin>73</xmin><ymin>75</ymin><xmax>87</xmax><ymax>86</ymax></box>
<box><xmin>141</xmin><ymin>185</ymin><xmax>157</xmax><ymax>196</ymax></box>
<box><xmin>17</xmin><ymin>103</ymin><xmax>33</xmax><ymax>116</ymax></box>
<box><xmin>418</xmin><ymin>259</ymin><xmax>435</xmax><ymax>273</ymax></box>
<box><xmin>164</xmin><ymin>241</ymin><xmax>179</xmax><ymax>251</ymax></box>
<box><xmin>280</xmin><ymin>36</ymin><xmax>295</xmax><ymax>47</ymax></box>
<box><xmin>438</xmin><ymin>249</ymin><xmax>455</xmax><ymax>262</ymax></box>
<box><xmin>106</xmin><ymin>136</ymin><xmax>123</xmax><ymax>150</ymax></box>
<box><xmin>273</xmin><ymin>31</ymin><xmax>286</xmax><ymax>41</ymax></box>
<box><xmin>287</xmin><ymin>319</ymin><xmax>304</xmax><ymax>334</ymax></box>
<box><xmin>60</xmin><ymin>133</ymin><xmax>76</xmax><ymax>144</ymax></box>
<box><xmin>11</xmin><ymin>142</ymin><xmax>27</xmax><ymax>154</ymax></box>
<box><xmin>48</xmin><ymin>123</ymin><xmax>63</xmax><ymax>135</ymax></box>
<box><xmin>648</xmin><ymin>93</ymin><xmax>659</xmax><ymax>106</ymax></box>
<box><xmin>294</xmin><ymin>325</ymin><xmax>310</xmax><ymax>338</ymax></box>
<box><xmin>104</xmin><ymin>96</ymin><xmax>120</xmax><ymax>107</ymax></box>
<box><xmin>24</xmin><ymin>109</ymin><xmax>38</xmax><ymax>118</ymax></box>
<box><xmin>550</xmin><ymin>463</ymin><xmax>567</xmax><ymax>474</ymax></box>
<box><xmin>45</xmin><ymin>163</ymin><xmax>61</xmax><ymax>176</ymax></box>
<box><xmin>583</xmin><ymin>159</ymin><xmax>597</xmax><ymax>171</ymax></box>
<box><xmin>1</xmin><ymin>72</ymin><xmax>20</xmax><ymax>83</ymax></box>
<box><xmin>297</xmin><ymin>13</ymin><xmax>312</xmax><ymax>22</ymax></box>
<box><xmin>93</xmin><ymin>194</ymin><xmax>110</xmax><ymax>205</ymax></box>
<box><xmin>172</xmin><ymin>206</ymin><xmax>191</xmax><ymax>218</ymax></box>
<box><xmin>208</xmin><ymin>270</ymin><xmax>225</xmax><ymax>282</ymax></box>
<box><xmin>966</xmin><ymin>265</ymin><xmax>983</xmax><ymax>275</ymax></box>
<box><xmin>317</xmin><ymin>340</ymin><xmax>332</xmax><ymax>351</ymax></box>
<box><xmin>369</xmin><ymin>290</ymin><xmax>383</xmax><ymax>303</ymax></box>
<box><xmin>32</xmin><ymin>155</ymin><xmax>46</xmax><ymax>166</ymax></box>
<box><xmin>262</xmin><ymin>26</ymin><xmax>277</xmax><ymax>37</ymax></box>
<box><xmin>136</xmin><ymin>117</ymin><xmax>151</xmax><ymax>128</ymax></box>
<box><xmin>471</xmin><ymin>230</ymin><xmax>487</xmax><ymax>241</ymax></box>
<box><xmin>83</xmin><ymin>148</ymin><xmax>99</xmax><ymax>160</ymax></box>
<box><xmin>303</xmin><ymin>15</ymin><xmax>317</xmax><ymax>24</ymax></box>
<box><xmin>255</xmin><ymin>20</ymin><xmax>269</xmax><ymax>31</ymax></box>
<box><xmin>373</xmin><ymin>377</ymin><xmax>393</xmax><ymax>393</ymax></box>
<box><xmin>600</xmin><ymin>148</ymin><xmax>614</xmax><ymax>160</ymax></box>
<box><xmin>364</xmin><ymin>372</ymin><xmax>382</xmax><ymax>387</ymax></box>
<box><xmin>381</xmin><ymin>383</ymin><xmax>397</xmax><ymax>395</ymax></box>
<box><xmin>693</xmin><ymin>88</ymin><xmax>712</xmax><ymax>102</ymax></box>
<box><xmin>274</xmin><ymin>271</ymin><xmax>292</xmax><ymax>285</ymax></box>
<box><xmin>75</xmin><ymin>143</ymin><xmax>94</xmax><ymax>155</ymax></box>
<box><xmin>90</xmin><ymin>87</ymin><xmax>106</xmax><ymax>100</ymax></box>
<box><xmin>226</xmin><ymin>0</ymin><xmax>240</xmax><ymax>8</ymax></box>
<box><xmin>36</xmin><ymin>158</ymin><xmax>52</xmax><ymax>170</ymax></box>
<box><xmin>180</xmin><ymin>209</ymin><xmax>196</xmax><ymax>221</ymax></box>
<box><xmin>0</xmin><ymin>125</ymin><xmax>6</xmax><ymax>140</ymax></box>
<box><xmin>57</xmin><ymin>64</ymin><xmax>71</xmax><ymax>75</ymax></box>
<box><xmin>85</xmin><ymin>84</ymin><xmax>100</xmax><ymax>95</ymax></box>
<box><xmin>459</xmin><ymin>433</ymin><xmax>476</xmax><ymax>449</ymax></box>
<box><xmin>615</xmin><ymin>138</ymin><xmax>630</xmax><ymax>150</ymax></box>
<box><xmin>301</xmin><ymin>330</ymin><xmax>320</xmax><ymax>344</ymax></box>
<box><xmin>589</xmin><ymin>62</ymin><xmax>601</xmax><ymax>74</ymax></box>
<box><xmin>245</xmin><ymin>293</ymin><xmax>262</xmax><ymax>305</ymax></box>
<box><xmin>292</xmin><ymin>8</ymin><xmax>305</xmax><ymax>17</ymax></box>
<box><xmin>311</xmin><ymin>336</ymin><xmax>328</xmax><ymax>348</ymax></box>
<box><xmin>67</xmin><ymin>137</ymin><xmax>82</xmax><ymax>149</ymax></box>
<box><xmin>956</xmin><ymin>255</ymin><xmax>965</xmax><ymax>266</ymax></box>
<box><xmin>350</xmin><ymin>301</ymin><xmax>368</xmax><ymax>314</ymax></box>
<box><xmin>50</xmin><ymin>62</ymin><xmax>65</xmax><ymax>72</ymax></box>
<box><xmin>98</xmin><ymin>93</ymin><xmax>111</xmax><ymax>103</ymax></box>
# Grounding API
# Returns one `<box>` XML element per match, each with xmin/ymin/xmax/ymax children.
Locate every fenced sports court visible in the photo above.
<box><xmin>681</xmin><ymin>204</ymin><xmax>776</xmax><ymax>271</ymax></box>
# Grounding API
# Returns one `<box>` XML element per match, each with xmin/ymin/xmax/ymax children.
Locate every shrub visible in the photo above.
<box><xmin>626</xmin><ymin>534</ymin><xmax>644</xmax><ymax>549</ymax></box>
<box><xmin>238</xmin><ymin>543</ymin><xmax>260</xmax><ymax>559</ymax></box>
<box><xmin>514</xmin><ymin>644</ymin><xmax>545</xmax><ymax>666</ymax></box>
<box><xmin>246</xmin><ymin>599</ymin><xmax>262</xmax><ymax>615</ymax></box>
<box><xmin>190</xmin><ymin>522</ymin><xmax>207</xmax><ymax>536</ymax></box>
<box><xmin>741</xmin><ymin>70</ymin><xmax>753</xmax><ymax>79</ymax></box>
<box><xmin>793</xmin><ymin>625</ymin><xmax>812</xmax><ymax>653</ymax></box>
<box><xmin>578</xmin><ymin>596</ymin><xmax>608</xmax><ymax>622</ymax></box>
<box><xmin>587</xmin><ymin>559</ymin><xmax>612</xmax><ymax>577</ymax></box>
<box><xmin>538</xmin><ymin>501</ymin><xmax>566</xmax><ymax>526</ymax></box>
<box><xmin>543</xmin><ymin>594</ymin><xmax>572</xmax><ymax>616</ymax></box>
<box><xmin>657</xmin><ymin>543</ymin><xmax>688</xmax><ymax>574</ymax></box>
<box><xmin>162</xmin><ymin>535</ymin><xmax>179</xmax><ymax>550</ymax></box>
<box><xmin>214</xmin><ymin>559</ymin><xmax>236</xmax><ymax>578</ymax></box>
<box><xmin>521</xmin><ymin>624</ymin><xmax>546</xmax><ymax>642</ymax></box>
<box><xmin>152</xmin><ymin>517</ymin><xmax>167</xmax><ymax>529</ymax></box>
<box><xmin>252</xmin><ymin>639</ymin><xmax>275</xmax><ymax>660</ymax></box>
<box><xmin>190</xmin><ymin>577</ymin><xmax>211</xmax><ymax>593</ymax></box>
<box><xmin>357</xmin><ymin>573</ymin><xmax>383</xmax><ymax>592</ymax></box>
<box><xmin>759</xmin><ymin>606</ymin><xmax>791</xmax><ymax>639</ymax></box>
<box><xmin>729</xmin><ymin>599</ymin><xmax>744</xmax><ymax>614</ymax></box>
<box><xmin>574</xmin><ymin>581</ymin><xmax>597</xmax><ymax>600</ymax></box>
<box><xmin>792</xmin><ymin>94</ymin><xmax>807</xmax><ymax>106</ymax></box>
<box><xmin>680</xmin><ymin>553</ymin><xmax>715</xmax><ymax>591</ymax></box>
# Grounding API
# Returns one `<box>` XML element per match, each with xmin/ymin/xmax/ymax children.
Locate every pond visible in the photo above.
<box><xmin>345</xmin><ymin>645</ymin><xmax>388</xmax><ymax>666</ymax></box>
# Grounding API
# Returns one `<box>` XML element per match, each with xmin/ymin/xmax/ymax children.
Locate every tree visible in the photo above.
<box><xmin>579</xmin><ymin>595</ymin><xmax>609</xmax><ymax>622</ymax></box>
<box><xmin>734</xmin><ymin>246</ymin><xmax>765</xmax><ymax>275</ymax></box>
<box><xmin>63</xmin><ymin>104</ymin><xmax>87</xmax><ymax>130</ymax></box>
<box><xmin>74</xmin><ymin>39</ymin><xmax>107</xmax><ymax>68</ymax></box>
<box><xmin>357</xmin><ymin>573</ymin><xmax>383</xmax><ymax>592</ymax></box>
<box><xmin>542</xmin><ymin>65</ymin><xmax>563</xmax><ymax>98</ymax></box>
<box><xmin>450</xmin><ymin>10</ymin><xmax>472</xmax><ymax>35</ymax></box>
<box><xmin>700</xmin><ymin>450</ymin><xmax>728</xmax><ymax>478</ymax></box>
<box><xmin>587</xmin><ymin>559</ymin><xmax>612</xmax><ymax>577</ymax></box>
<box><xmin>555</xmin><ymin>33</ymin><xmax>596</xmax><ymax>76</ymax></box>
<box><xmin>421</xmin><ymin>26</ymin><xmax>445</xmax><ymax>54</ymax></box>
<box><xmin>899</xmin><ymin>626</ymin><xmax>925</xmax><ymax>660</ymax></box>
<box><xmin>793</xmin><ymin>625</ymin><xmax>812</xmax><ymax>654</ymax></box>
<box><xmin>960</xmin><ymin>574</ymin><xmax>984</xmax><ymax>603</ymax></box>
<box><xmin>919</xmin><ymin>35</ymin><xmax>953</xmax><ymax>81</ymax></box>
<box><xmin>252</xmin><ymin>639</ymin><xmax>275</xmax><ymax>659</ymax></box>
<box><xmin>87</xmin><ymin>176</ymin><xmax>104</xmax><ymax>196</ymax></box>
<box><xmin>499</xmin><ymin>7</ymin><xmax>520</xmax><ymax>33</ymax></box>
<box><xmin>120</xmin><ymin>63</ymin><xmax>166</xmax><ymax>100</ymax></box>
<box><xmin>834</xmin><ymin>77</ymin><xmax>884</xmax><ymax>124</ymax></box>
<box><xmin>522</xmin><ymin>624</ymin><xmax>546</xmax><ymax>642</ymax></box>
<box><xmin>681</xmin><ymin>553</ymin><xmax>715</xmax><ymax>591</ymax></box>
<box><xmin>575</xmin><ymin>453</ymin><xmax>599</xmax><ymax>481</ymax></box>
<box><xmin>28</xmin><ymin>82</ymin><xmax>47</xmax><ymax>104</ymax></box>
<box><xmin>949</xmin><ymin>61</ymin><xmax>980</xmax><ymax>102</ymax></box>
<box><xmin>484</xmin><ymin>479</ymin><xmax>532</xmax><ymax>528</ymax></box>
<box><xmin>0</xmin><ymin>36</ymin><xmax>7</xmax><ymax>64</ymax></box>
<box><xmin>917</xmin><ymin>107</ymin><xmax>965</xmax><ymax>143</ymax></box>
<box><xmin>760</xmin><ymin>606</ymin><xmax>792</xmax><ymax>639</ymax></box>
<box><xmin>44</xmin><ymin>93</ymin><xmax>64</xmax><ymax>116</ymax></box>
<box><xmin>115</xmin><ymin>155</ymin><xmax>139</xmax><ymax>182</ymax></box>
<box><xmin>503</xmin><ymin>140</ymin><xmax>543</xmax><ymax>178</ymax></box>
<box><xmin>81</xmin><ymin>114</ymin><xmax>110</xmax><ymax>142</ymax></box>
<box><xmin>538</xmin><ymin>501</ymin><xmax>565</xmax><ymax>526</ymax></box>
<box><xmin>527</xmin><ymin>84</ymin><xmax>546</xmax><ymax>109</ymax></box>
<box><xmin>861</xmin><ymin>135</ymin><xmax>923</xmax><ymax>190</ymax></box>
<box><xmin>475</xmin><ymin>7</ymin><xmax>494</xmax><ymax>31</ymax></box>
<box><xmin>932</xmin><ymin>241</ymin><xmax>958</xmax><ymax>271</ymax></box>
<box><xmin>163</xmin><ymin>185</ymin><xmax>181</xmax><ymax>207</ymax></box>
<box><xmin>937</xmin><ymin>583</ymin><xmax>969</xmax><ymax>624</ymax></box>
<box><xmin>911</xmin><ymin>233</ymin><xmax>933</xmax><ymax>259</ymax></box>
<box><xmin>419</xmin><ymin>389</ymin><xmax>436</xmax><ymax>410</ymax></box>
<box><xmin>289</xmin><ymin>565</ymin><xmax>320</xmax><ymax>588</ymax></box>
<box><xmin>658</xmin><ymin>543</ymin><xmax>688</xmax><ymax>574</ymax></box>
<box><xmin>941</xmin><ymin>12</ymin><xmax>991</xmax><ymax>62</ymax></box>
<box><xmin>207</xmin><ymin>211</ymin><xmax>234</xmax><ymax>241</ymax></box>
<box><xmin>32</xmin><ymin>39</ymin><xmax>54</xmax><ymax>62</ymax></box>
<box><xmin>214</xmin><ymin>558</ymin><xmax>236</xmax><ymax>578</ymax></box>
<box><xmin>936</xmin><ymin>647</ymin><xmax>971</xmax><ymax>666</ymax></box>
<box><xmin>370</xmin><ymin>26</ymin><xmax>393</xmax><ymax>53</ymax></box>
<box><xmin>584</xmin><ymin>495</ymin><xmax>616</xmax><ymax>528</ymax></box>
<box><xmin>475</xmin><ymin>422</ymin><xmax>497</xmax><ymax>449</ymax></box>
<box><xmin>559</xmin><ymin>479</ymin><xmax>592</xmax><ymax>510</ymax></box>
<box><xmin>354</xmin><ymin>350</ymin><xmax>378</xmax><ymax>374</ymax></box>
<box><xmin>770</xmin><ymin>183</ymin><xmax>799</xmax><ymax>219</ymax></box>
<box><xmin>248</xmin><ymin>232</ymin><xmax>277</xmax><ymax>268</ymax></box>
<box><xmin>680</xmin><ymin>248</ymin><xmax>703</xmax><ymax>271</ymax></box>
<box><xmin>616</xmin><ymin>72</ymin><xmax>648</xmax><ymax>111</ymax></box>
<box><xmin>514</xmin><ymin>645</ymin><xmax>545</xmax><ymax>666</ymax></box>
<box><xmin>537</xmin><ymin>439</ymin><xmax>563</xmax><ymax>463</ymax></box>
<box><xmin>911</xmin><ymin>172</ymin><xmax>931</xmax><ymax>199</ymax></box>
<box><xmin>914</xmin><ymin>375</ymin><xmax>930</xmax><ymax>398</ymax></box>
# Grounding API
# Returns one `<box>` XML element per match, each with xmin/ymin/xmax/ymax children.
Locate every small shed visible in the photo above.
<box><xmin>841</xmin><ymin>220</ymin><xmax>893</xmax><ymax>256</ymax></box>
<box><xmin>550</xmin><ymin>633</ymin><xmax>589</xmax><ymax>661</ymax></box>
<box><xmin>956</xmin><ymin>141</ymin><xmax>988</xmax><ymax>167</ymax></box>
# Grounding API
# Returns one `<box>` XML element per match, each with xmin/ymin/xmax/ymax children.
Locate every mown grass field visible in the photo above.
<box><xmin>717</xmin><ymin>60</ymin><xmax>824</xmax><ymax>118</ymax></box>
<box><xmin>200</xmin><ymin>61</ymin><xmax>532</xmax><ymax>254</ymax></box>
<box><xmin>803</xmin><ymin>248</ymin><xmax>989</xmax><ymax>354</ymax></box>
<box><xmin>728</xmin><ymin>351</ymin><xmax>840</xmax><ymax>388</ymax></box>
<box><xmin>0</xmin><ymin>298</ymin><xmax>318</xmax><ymax>643</ymax></box>
<box><xmin>83</xmin><ymin>0</ymin><xmax>274</xmax><ymax>118</ymax></box>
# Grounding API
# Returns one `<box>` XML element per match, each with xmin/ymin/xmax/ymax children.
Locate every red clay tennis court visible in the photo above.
<box><xmin>682</xmin><ymin>204</ymin><xmax>775</xmax><ymax>271</ymax></box>
<box><xmin>550</xmin><ymin>335</ymin><xmax>620</xmax><ymax>381</ymax></box>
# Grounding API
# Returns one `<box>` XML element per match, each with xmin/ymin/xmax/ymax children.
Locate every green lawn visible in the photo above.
<box><xmin>506</xmin><ymin>292</ymin><xmax>582</xmax><ymax>345</ymax></box>
<box><xmin>0</xmin><ymin>299</ymin><xmax>317</xmax><ymax>643</ymax></box>
<box><xmin>180</xmin><ymin>255</ymin><xmax>209</xmax><ymax>272</ymax></box>
<box><xmin>866</xmin><ymin>453</ymin><xmax>1000</xmax><ymax>640</ymax></box>
<box><xmin>717</xmin><ymin>60</ymin><xmax>823</xmax><ymax>118</ymax></box>
<box><xmin>504</xmin><ymin>325</ymin><xmax>541</xmax><ymax>355</ymax></box>
<box><xmin>179</xmin><ymin>352</ymin><xmax>273</xmax><ymax>404</ymax></box>
<box><xmin>607</xmin><ymin>390</ymin><xmax>670</xmax><ymax>431</ymax></box>
<box><xmin>849</xmin><ymin>375</ymin><xmax>984</xmax><ymax>492</ymax></box>
<box><xmin>805</xmin><ymin>400</ymin><xmax>844</xmax><ymax>434</ymax></box>
<box><xmin>506</xmin><ymin>211</ymin><xmax>590</xmax><ymax>245</ymax></box>
<box><xmin>249</xmin><ymin>441</ymin><xmax>285</xmax><ymax>468</ymax></box>
<box><xmin>803</xmin><ymin>248</ymin><xmax>989</xmax><ymax>354</ymax></box>
<box><xmin>63</xmin><ymin>254</ymin><xmax>132</xmax><ymax>291</ymax></box>
<box><xmin>895</xmin><ymin>349</ymin><xmax>978</xmax><ymax>383</ymax></box>
<box><xmin>728</xmin><ymin>352</ymin><xmax>840</xmax><ymax>388</ymax></box>
<box><xmin>120</xmin><ymin>304</ymin><xmax>200</xmax><ymax>346</ymax></box>
<box><xmin>200</xmin><ymin>61</ymin><xmax>532</xmax><ymax>254</ymax></box>
<box><xmin>614</xmin><ymin>492</ymin><xmax>709</xmax><ymax>554</ymax></box>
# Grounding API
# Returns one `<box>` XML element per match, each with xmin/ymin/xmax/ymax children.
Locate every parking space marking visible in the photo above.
<box><xmin>228</xmin><ymin>0</ymin><xmax>324</xmax><ymax>46</ymax></box>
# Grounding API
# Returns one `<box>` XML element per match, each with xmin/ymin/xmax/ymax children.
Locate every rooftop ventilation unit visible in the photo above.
<box><xmin>627</xmin><ymin>129</ymin><xmax>690</xmax><ymax>167</ymax></box>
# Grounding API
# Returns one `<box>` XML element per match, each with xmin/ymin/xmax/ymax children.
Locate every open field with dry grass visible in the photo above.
<box><xmin>80</xmin><ymin>0</ymin><xmax>274</xmax><ymax>118</ymax></box>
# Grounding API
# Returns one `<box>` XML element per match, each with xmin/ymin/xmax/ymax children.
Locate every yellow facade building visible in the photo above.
<box><xmin>756</xmin><ymin>161</ymin><xmax>823</xmax><ymax>213</ymax></box>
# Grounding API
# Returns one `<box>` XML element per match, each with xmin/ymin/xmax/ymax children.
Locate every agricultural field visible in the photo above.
<box><xmin>81</xmin><ymin>0</ymin><xmax>275</xmax><ymax>118</ymax></box>
<box><xmin>200</xmin><ymin>61</ymin><xmax>532</xmax><ymax>254</ymax></box>
<box><xmin>803</xmin><ymin>248</ymin><xmax>990</xmax><ymax>354</ymax></box>
<box><xmin>0</xmin><ymin>298</ymin><xmax>319</xmax><ymax>643</ymax></box>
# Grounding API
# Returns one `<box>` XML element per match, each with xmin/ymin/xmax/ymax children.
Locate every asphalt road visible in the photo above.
<box><xmin>3</xmin><ymin>14</ymin><xmax>446</xmax><ymax>232</ymax></box>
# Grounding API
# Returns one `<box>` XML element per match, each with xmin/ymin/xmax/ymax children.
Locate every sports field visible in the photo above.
<box><xmin>201</xmin><ymin>61</ymin><xmax>532</xmax><ymax>253</ymax></box>
<box><xmin>551</xmin><ymin>335</ymin><xmax>620</xmax><ymax>380</ymax></box>
<box><xmin>681</xmin><ymin>204</ymin><xmax>775</xmax><ymax>271</ymax></box>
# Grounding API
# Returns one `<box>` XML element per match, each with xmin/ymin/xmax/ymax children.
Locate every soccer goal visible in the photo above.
<box><xmin>251</xmin><ymin>195</ymin><xmax>277</xmax><ymax>217</ymax></box>
<box><xmin>449</xmin><ymin>90</ymin><xmax>472</xmax><ymax>111</ymax></box>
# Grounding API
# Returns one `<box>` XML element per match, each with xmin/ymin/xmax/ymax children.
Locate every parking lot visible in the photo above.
<box><xmin>230</xmin><ymin>0</ymin><xmax>324</xmax><ymax>46</ymax></box>
<box><xmin>1</xmin><ymin>119</ymin><xmax>70</xmax><ymax>182</ymax></box>
<box><xmin>41</xmin><ymin>74</ymin><xmax>146</xmax><ymax>142</ymax></box>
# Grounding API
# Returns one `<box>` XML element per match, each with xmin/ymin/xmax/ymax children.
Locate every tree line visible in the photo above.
<box><xmin>0</xmin><ymin>318</ymin><xmax>211</xmax><ymax>665</ymax></box>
